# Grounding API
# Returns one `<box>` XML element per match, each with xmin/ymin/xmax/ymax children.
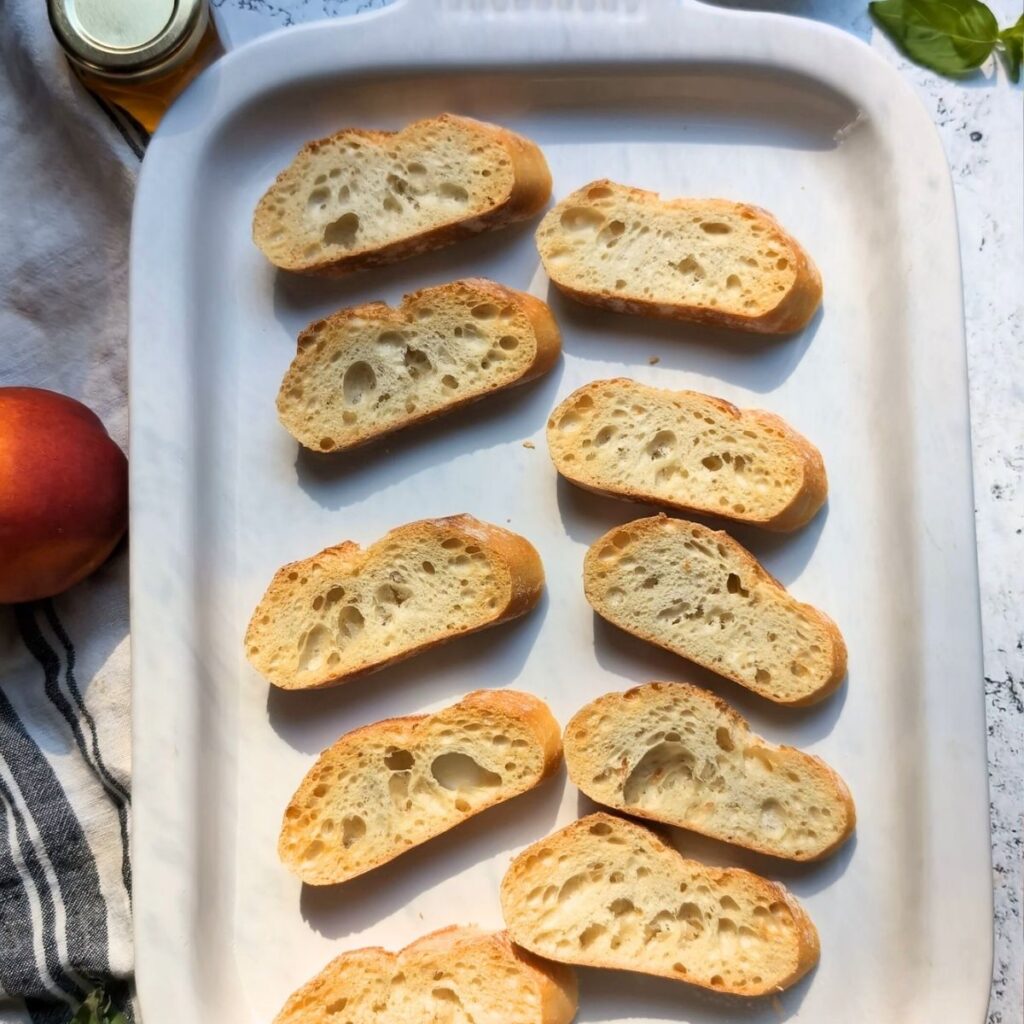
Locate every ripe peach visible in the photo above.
<box><xmin>0</xmin><ymin>388</ymin><xmax>128</xmax><ymax>603</ymax></box>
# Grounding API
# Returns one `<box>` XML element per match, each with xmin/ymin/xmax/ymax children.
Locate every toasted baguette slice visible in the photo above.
<box><xmin>565</xmin><ymin>683</ymin><xmax>855</xmax><ymax>860</ymax></box>
<box><xmin>500</xmin><ymin>813</ymin><xmax>819</xmax><ymax>996</ymax></box>
<box><xmin>279</xmin><ymin>279</ymin><xmax>561</xmax><ymax>452</ymax></box>
<box><xmin>254</xmin><ymin>114</ymin><xmax>552</xmax><ymax>275</ymax></box>
<box><xmin>274</xmin><ymin>926</ymin><xmax>578</xmax><ymax>1024</ymax></box>
<box><xmin>246</xmin><ymin>515</ymin><xmax>544</xmax><ymax>690</ymax></box>
<box><xmin>548</xmin><ymin>379</ymin><xmax>826</xmax><ymax>531</ymax></box>
<box><xmin>536</xmin><ymin>180</ymin><xmax>821</xmax><ymax>334</ymax></box>
<box><xmin>280</xmin><ymin>690</ymin><xmax>563</xmax><ymax>884</ymax></box>
<box><xmin>584</xmin><ymin>516</ymin><xmax>846</xmax><ymax>705</ymax></box>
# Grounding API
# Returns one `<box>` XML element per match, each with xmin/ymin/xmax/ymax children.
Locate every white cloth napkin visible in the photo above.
<box><xmin>0</xmin><ymin>0</ymin><xmax>140</xmax><ymax>1019</ymax></box>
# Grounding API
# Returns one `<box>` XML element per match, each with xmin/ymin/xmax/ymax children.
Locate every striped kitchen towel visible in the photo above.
<box><xmin>1</xmin><ymin>0</ymin><xmax>141</xmax><ymax>1019</ymax></box>
<box><xmin>0</xmin><ymin>595</ymin><xmax>134</xmax><ymax>1024</ymax></box>
<box><xmin>2</xmin><ymin>0</ymin><xmax>393</xmax><ymax>1019</ymax></box>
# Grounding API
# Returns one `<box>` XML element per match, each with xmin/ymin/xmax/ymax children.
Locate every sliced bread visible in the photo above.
<box><xmin>536</xmin><ymin>180</ymin><xmax>822</xmax><ymax>334</ymax></box>
<box><xmin>273</xmin><ymin>925</ymin><xmax>578</xmax><ymax>1024</ymax></box>
<box><xmin>500</xmin><ymin>812</ymin><xmax>819</xmax><ymax>996</ymax></box>
<box><xmin>279</xmin><ymin>279</ymin><xmax>561</xmax><ymax>452</ymax></box>
<box><xmin>547</xmin><ymin>378</ymin><xmax>826</xmax><ymax>531</ymax></box>
<box><xmin>246</xmin><ymin>515</ymin><xmax>544</xmax><ymax>690</ymax></box>
<box><xmin>564</xmin><ymin>682</ymin><xmax>855</xmax><ymax>860</ymax></box>
<box><xmin>583</xmin><ymin>516</ymin><xmax>846</xmax><ymax>705</ymax></box>
<box><xmin>280</xmin><ymin>689</ymin><xmax>562</xmax><ymax>884</ymax></box>
<box><xmin>254</xmin><ymin>114</ymin><xmax>552</xmax><ymax>275</ymax></box>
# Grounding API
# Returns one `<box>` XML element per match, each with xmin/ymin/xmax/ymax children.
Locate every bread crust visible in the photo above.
<box><xmin>245</xmin><ymin>514</ymin><xmax>545</xmax><ymax>690</ymax></box>
<box><xmin>537</xmin><ymin>180</ymin><xmax>822</xmax><ymax>335</ymax></box>
<box><xmin>279</xmin><ymin>689</ymin><xmax>564</xmax><ymax>884</ymax></box>
<box><xmin>460</xmin><ymin>688</ymin><xmax>565</xmax><ymax>778</ymax></box>
<box><xmin>500</xmin><ymin>812</ymin><xmax>820</xmax><ymax>996</ymax></box>
<box><xmin>564</xmin><ymin>682</ymin><xmax>856</xmax><ymax>860</ymax></box>
<box><xmin>281</xmin><ymin>278</ymin><xmax>562</xmax><ymax>452</ymax></box>
<box><xmin>254</xmin><ymin>114</ymin><xmax>552</xmax><ymax>275</ymax></box>
<box><xmin>583</xmin><ymin>515</ymin><xmax>847</xmax><ymax>705</ymax></box>
<box><xmin>273</xmin><ymin>925</ymin><xmax>578</xmax><ymax>1024</ymax></box>
<box><xmin>547</xmin><ymin>378</ymin><xmax>827</xmax><ymax>532</ymax></box>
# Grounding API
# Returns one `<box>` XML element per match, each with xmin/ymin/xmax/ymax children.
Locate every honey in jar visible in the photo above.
<box><xmin>48</xmin><ymin>0</ymin><xmax>223</xmax><ymax>133</ymax></box>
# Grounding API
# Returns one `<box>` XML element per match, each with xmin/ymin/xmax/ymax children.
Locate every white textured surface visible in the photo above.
<box><xmin>200</xmin><ymin>2</ymin><xmax>1022</xmax><ymax>1021</ymax></box>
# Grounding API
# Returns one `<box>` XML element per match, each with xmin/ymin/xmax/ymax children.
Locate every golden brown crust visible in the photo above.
<box><xmin>537</xmin><ymin>180</ymin><xmax>822</xmax><ymax>335</ymax></box>
<box><xmin>564</xmin><ymin>682</ymin><xmax>856</xmax><ymax>861</ymax></box>
<box><xmin>273</xmin><ymin>926</ymin><xmax>578</xmax><ymax>1024</ymax></box>
<box><xmin>546</xmin><ymin>379</ymin><xmax>827</xmax><ymax>532</ymax></box>
<box><xmin>254</xmin><ymin>114</ymin><xmax>552</xmax><ymax>276</ymax></box>
<box><xmin>463</xmin><ymin>116</ymin><xmax>553</xmax><ymax>222</ymax></box>
<box><xmin>407</xmin><ymin>926</ymin><xmax>579</xmax><ymax>1017</ymax></box>
<box><xmin>245</xmin><ymin>515</ymin><xmax>545</xmax><ymax>690</ymax></box>
<box><xmin>280</xmin><ymin>279</ymin><xmax>561</xmax><ymax>452</ymax></box>
<box><xmin>494</xmin><ymin>934</ymin><xmax>580</xmax><ymax>1024</ymax></box>
<box><xmin>741</xmin><ymin>408</ymin><xmax>828</xmax><ymax>531</ymax></box>
<box><xmin>459</xmin><ymin>689</ymin><xmax>565</xmax><ymax>780</ymax></box>
<box><xmin>582</xmin><ymin>515</ymin><xmax>847</xmax><ymax>706</ymax></box>
<box><xmin>500</xmin><ymin>813</ymin><xmax>820</xmax><ymax>996</ymax></box>
<box><xmin>439</xmin><ymin>514</ymin><xmax>546</xmax><ymax>625</ymax></box>
<box><xmin>278</xmin><ymin>689</ymin><xmax>564</xmax><ymax>883</ymax></box>
<box><xmin>505</xmin><ymin>284</ymin><xmax>564</xmax><ymax>382</ymax></box>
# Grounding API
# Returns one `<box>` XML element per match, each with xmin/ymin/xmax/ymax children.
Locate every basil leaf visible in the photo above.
<box><xmin>870</xmin><ymin>0</ymin><xmax>999</xmax><ymax>75</ymax></box>
<box><xmin>871</xmin><ymin>0</ymin><xmax>910</xmax><ymax>45</ymax></box>
<box><xmin>998</xmin><ymin>14</ymin><xmax>1024</xmax><ymax>82</ymax></box>
<box><xmin>71</xmin><ymin>995</ymin><xmax>101</xmax><ymax>1024</ymax></box>
<box><xmin>70</xmin><ymin>990</ymin><xmax>126</xmax><ymax>1024</ymax></box>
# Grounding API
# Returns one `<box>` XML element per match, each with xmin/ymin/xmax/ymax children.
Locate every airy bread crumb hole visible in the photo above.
<box><xmin>342</xmin><ymin>815</ymin><xmax>365</xmax><ymax>847</ymax></box>
<box><xmin>431</xmin><ymin>752</ymin><xmax>502</xmax><ymax>791</ymax></box>
<box><xmin>384</xmin><ymin>748</ymin><xmax>414</xmax><ymax>770</ymax></box>
<box><xmin>323</xmin><ymin>212</ymin><xmax>360</xmax><ymax>247</ymax></box>
<box><xmin>343</xmin><ymin>361</ymin><xmax>376</xmax><ymax>405</ymax></box>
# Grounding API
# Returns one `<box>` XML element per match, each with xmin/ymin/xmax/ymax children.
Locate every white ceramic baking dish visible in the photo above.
<box><xmin>130</xmin><ymin>1</ymin><xmax>992</xmax><ymax>1020</ymax></box>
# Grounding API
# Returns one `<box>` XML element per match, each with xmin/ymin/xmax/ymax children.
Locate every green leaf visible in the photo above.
<box><xmin>70</xmin><ymin>990</ymin><xmax>127</xmax><ymax>1024</ymax></box>
<box><xmin>998</xmin><ymin>14</ymin><xmax>1024</xmax><ymax>82</ymax></box>
<box><xmin>870</xmin><ymin>0</ymin><xmax>1000</xmax><ymax>75</ymax></box>
<box><xmin>871</xmin><ymin>0</ymin><xmax>910</xmax><ymax>45</ymax></box>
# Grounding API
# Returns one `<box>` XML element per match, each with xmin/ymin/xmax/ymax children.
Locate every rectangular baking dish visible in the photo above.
<box><xmin>130</xmin><ymin>2</ymin><xmax>992</xmax><ymax>1020</ymax></box>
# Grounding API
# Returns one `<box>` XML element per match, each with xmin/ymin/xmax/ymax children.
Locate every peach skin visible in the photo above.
<box><xmin>0</xmin><ymin>388</ymin><xmax>128</xmax><ymax>603</ymax></box>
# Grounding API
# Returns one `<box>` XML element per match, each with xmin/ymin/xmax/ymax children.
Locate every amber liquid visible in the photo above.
<box><xmin>73</xmin><ymin>19</ymin><xmax>223</xmax><ymax>133</ymax></box>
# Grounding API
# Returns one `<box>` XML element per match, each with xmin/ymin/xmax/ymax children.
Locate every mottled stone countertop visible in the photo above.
<box><xmin>211</xmin><ymin>0</ymin><xmax>1023</xmax><ymax>1018</ymax></box>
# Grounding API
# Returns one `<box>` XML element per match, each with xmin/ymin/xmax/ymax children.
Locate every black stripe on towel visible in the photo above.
<box><xmin>0</xmin><ymin>768</ymin><xmax>64</xmax><ymax>1003</ymax></box>
<box><xmin>44</xmin><ymin>602</ymin><xmax>130</xmax><ymax>800</ymax></box>
<box><xmin>86</xmin><ymin>90</ymin><xmax>148</xmax><ymax>161</ymax></box>
<box><xmin>40</xmin><ymin>602</ymin><xmax>132</xmax><ymax>899</ymax></box>
<box><xmin>0</xmin><ymin>694</ymin><xmax>82</xmax><ymax>1002</ymax></box>
<box><xmin>105</xmin><ymin>977</ymin><xmax>135</xmax><ymax>1023</ymax></box>
<box><xmin>17</xmin><ymin>606</ymin><xmax>132</xmax><ymax>900</ymax></box>
<box><xmin>25</xmin><ymin>1000</ymin><xmax>73</xmax><ymax>1024</ymax></box>
<box><xmin>0</xmin><ymin>647</ymin><xmax>109</xmax><ymax>987</ymax></box>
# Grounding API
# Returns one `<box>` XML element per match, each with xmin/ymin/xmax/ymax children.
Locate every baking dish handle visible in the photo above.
<box><xmin>379</xmin><ymin>0</ymin><xmax>700</xmax><ymax>26</ymax></box>
<box><xmin>214</xmin><ymin>0</ymin><xmax>706</xmax><ymax>50</ymax></box>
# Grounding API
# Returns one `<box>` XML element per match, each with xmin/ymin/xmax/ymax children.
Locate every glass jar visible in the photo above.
<box><xmin>48</xmin><ymin>0</ymin><xmax>223</xmax><ymax>132</ymax></box>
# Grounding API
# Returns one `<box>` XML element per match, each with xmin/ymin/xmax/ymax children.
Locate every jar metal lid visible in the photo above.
<box><xmin>48</xmin><ymin>0</ymin><xmax>205</xmax><ymax>75</ymax></box>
